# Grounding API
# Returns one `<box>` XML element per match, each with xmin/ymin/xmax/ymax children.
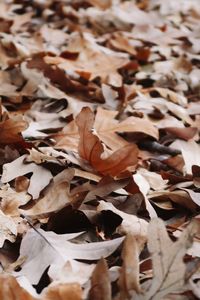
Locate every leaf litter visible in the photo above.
<box><xmin>0</xmin><ymin>0</ymin><xmax>199</xmax><ymax>299</ymax></box>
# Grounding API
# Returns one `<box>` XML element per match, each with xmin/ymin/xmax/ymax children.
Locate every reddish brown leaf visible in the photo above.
<box><xmin>0</xmin><ymin>116</ymin><xmax>28</xmax><ymax>145</ymax></box>
<box><xmin>76</xmin><ymin>107</ymin><xmax>138</xmax><ymax>177</ymax></box>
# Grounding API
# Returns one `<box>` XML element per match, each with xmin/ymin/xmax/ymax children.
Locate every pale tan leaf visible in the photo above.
<box><xmin>97</xmin><ymin>201</ymin><xmax>148</xmax><ymax>238</ymax></box>
<box><xmin>149</xmin><ymin>87</ymin><xmax>188</xmax><ymax>106</ymax></box>
<box><xmin>0</xmin><ymin>184</ymin><xmax>31</xmax><ymax>216</ymax></box>
<box><xmin>170</xmin><ymin>140</ymin><xmax>200</xmax><ymax>175</ymax></box>
<box><xmin>142</xmin><ymin>219</ymin><xmax>197</xmax><ymax>300</ymax></box>
<box><xmin>94</xmin><ymin>107</ymin><xmax>158</xmax><ymax>151</ymax></box>
<box><xmin>0</xmin><ymin>210</ymin><xmax>17</xmax><ymax>247</ymax></box>
<box><xmin>21</xmin><ymin>169</ymin><xmax>74</xmax><ymax>217</ymax></box>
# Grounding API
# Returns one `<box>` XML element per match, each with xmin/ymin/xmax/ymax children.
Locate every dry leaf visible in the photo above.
<box><xmin>0</xmin><ymin>184</ymin><xmax>31</xmax><ymax>216</ymax></box>
<box><xmin>97</xmin><ymin>201</ymin><xmax>148</xmax><ymax>238</ymax></box>
<box><xmin>76</xmin><ymin>107</ymin><xmax>138</xmax><ymax>177</ymax></box>
<box><xmin>42</xmin><ymin>282</ymin><xmax>82</xmax><ymax>300</ymax></box>
<box><xmin>170</xmin><ymin>140</ymin><xmax>200</xmax><ymax>175</ymax></box>
<box><xmin>89</xmin><ymin>258</ymin><xmax>111</xmax><ymax>300</ymax></box>
<box><xmin>118</xmin><ymin>234</ymin><xmax>144</xmax><ymax>299</ymax></box>
<box><xmin>94</xmin><ymin>107</ymin><xmax>159</xmax><ymax>150</ymax></box>
<box><xmin>16</xmin><ymin>228</ymin><xmax>124</xmax><ymax>284</ymax></box>
<box><xmin>22</xmin><ymin>169</ymin><xmax>74</xmax><ymax>217</ymax></box>
<box><xmin>0</xmin><ymin>274</ymin><xmax>36</xmax><ymax>300</ymax></box>
<box><xmin>140</xmin><ymin>218</ymin><xmax>197</xmax><ymax>300</ymax></box>
<box><xmin>0</xmin><ymin>210</ymin><xmax>17</xmax><ymax>247</ymax></box>
<box><xmin>2</xmin><ymin>155</ymin><xmax>53</xmax><ymax>199</ymax></box>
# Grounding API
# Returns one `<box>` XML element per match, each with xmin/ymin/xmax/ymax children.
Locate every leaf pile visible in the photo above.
<box><xmin>0</xmin><ymin>0</ymin><xmax>200</xmax><ymax>299</ymax></box>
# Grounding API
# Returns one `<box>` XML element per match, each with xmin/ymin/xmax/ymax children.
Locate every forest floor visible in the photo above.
<box><xmin>0</xmin><ymin>1</ymin><xmax>200</xmax><ymax>299</ymax></box>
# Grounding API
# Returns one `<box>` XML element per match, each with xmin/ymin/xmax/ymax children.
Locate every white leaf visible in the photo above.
<box><xmin>2</xmin><ymin>155</ymin><xmax>53</xmax><ymax>199</ymax></box>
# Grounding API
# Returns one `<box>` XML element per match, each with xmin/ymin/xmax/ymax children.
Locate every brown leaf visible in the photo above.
<box><xmin>94</xmin><ymin>107</ymin><xmax>159</xmax><ymax>150</ymax></box>
<box><xmin>76</xmin><ymin>107</ymin><xmax>138</xmax><ymax>177</ymax></box>
<box><xmin>0</xmin><ymin>115</ymin><xmax>28</xmax><ymax>145</ymax></box>
<box><xmin>87</xmin><ymin>0</ymin><xmax>112</xmax><ymax>10</ymax></box>
<box><xmin>0</xmin><ymin>274</ymin><xmax>36</xmax><ymax>300</ymax></box>
<box><xmin>118</xmin><ymin>234</ymin><xmax>144</xmax><ymax>299</ymax></box>
<box><xmin>42</xmin><ymin>283</ymin><xmax>82</xmax><ymax>300</ymax></box>
<box><xmin>89</xmin><ymin>258</ymin><xmax>111</xmax><ymax>300</ymax></box>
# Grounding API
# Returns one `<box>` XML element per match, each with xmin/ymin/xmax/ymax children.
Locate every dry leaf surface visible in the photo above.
<box><xmin>0</xmin><ymin>1</ymin><xmax>199</xmax><ymax>299</ymax></box>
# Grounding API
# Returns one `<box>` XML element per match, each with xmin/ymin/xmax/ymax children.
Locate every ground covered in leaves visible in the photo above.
<box><xmin>0</xmin><ymin>0</ymin><xmax>200</xmax><ymax>299</ymax></box>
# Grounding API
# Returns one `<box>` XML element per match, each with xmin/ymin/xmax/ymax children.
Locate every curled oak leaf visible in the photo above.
<box><xmin>0</xmin><ymin>115</ymin><xmax>28</xmax><ymax>145</ymax></box>
<box><xmin>76</xmin><ymin>107</ymin><xmax>138</xmax><ymax>177</ymax></box>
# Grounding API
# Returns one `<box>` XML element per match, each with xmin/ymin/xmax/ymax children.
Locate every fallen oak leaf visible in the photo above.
<box><xmin>118</xmin><ymin>234</ymin><xmax>144</xmax><ymax>299</ymax></box>
<box><xmin>0</xmin><ymin>273</ymin><xmax>82</xmax><ymax>300</ymax></box>
<box><xmin>0</xmin><ymin>210</ymin><xmax>17</xmax><ymax>247</ymax></box>
<box><xmin>138</xmin><ymin>218</ymin><xmax>198</xmax><ymax>300</ymax></box>
<box><xmin>0</xmin><ymin>184</ymin><xmax>31</xmax><ymax>216</ymax></box>
<box><xmin>42</xmin><ymin>282</ymin><xmax>82</xmax><ymax>300</ymax></box>
<box><xmin>0</xmin><ymin>274</ymin><xmax>36</xmax><ymax>300</ymax></box>
<box><xmin>15</xmin><ymin>228</ymin><xmax>124</xmax><ymax>285</ymax></box>
<box><xmin>0</xmin><ymin>114</ymin><xmax>28</xmax><ymax>145</ymax></box>
<box><xmin>164</xmin><ymin>127</ymin><xmax>198</xmax><ymax>141</ymax></box>
<box><xmin>97</xmin><ymin>201</ymin><xmax>148</xmax><ymax>238</ymax></box>
<box><xmin>89</xmin><ymin>258</ymin><xmax>111</xmax><ymax>300</ymax></box>
<box><xmin>75</xmin><ymin>107</ymin><xmax>138</xmax><ymax>177</ymax></box>
<box><xmin>170</xmin><ymin>140</ymin><xmax>200</xmax><ymax>175</ymax></box>
<box><xmin>1</xmin><ymin>155</ymin><xmax>53</xmax><ymax>199</ymax></box>
<box><xmin>20</xmin><ymin>169</ymin><xmax>75</xmax><ymax>218</ymax></box>
<box><xmin>94</xmin><ymin>107</ymin><xmax>159</xmax><ymax>151</ymax></box>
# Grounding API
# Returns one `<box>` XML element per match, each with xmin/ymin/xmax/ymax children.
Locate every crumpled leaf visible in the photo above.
<box><xmin>48</xmin><ymin>260</ymin><xmax>95</xmax><ymax>286</ymax></box>
<box><xmin>76</xmin><ymin>107</ymin><xmax>138</xmax><ymax>177</ymax></box>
